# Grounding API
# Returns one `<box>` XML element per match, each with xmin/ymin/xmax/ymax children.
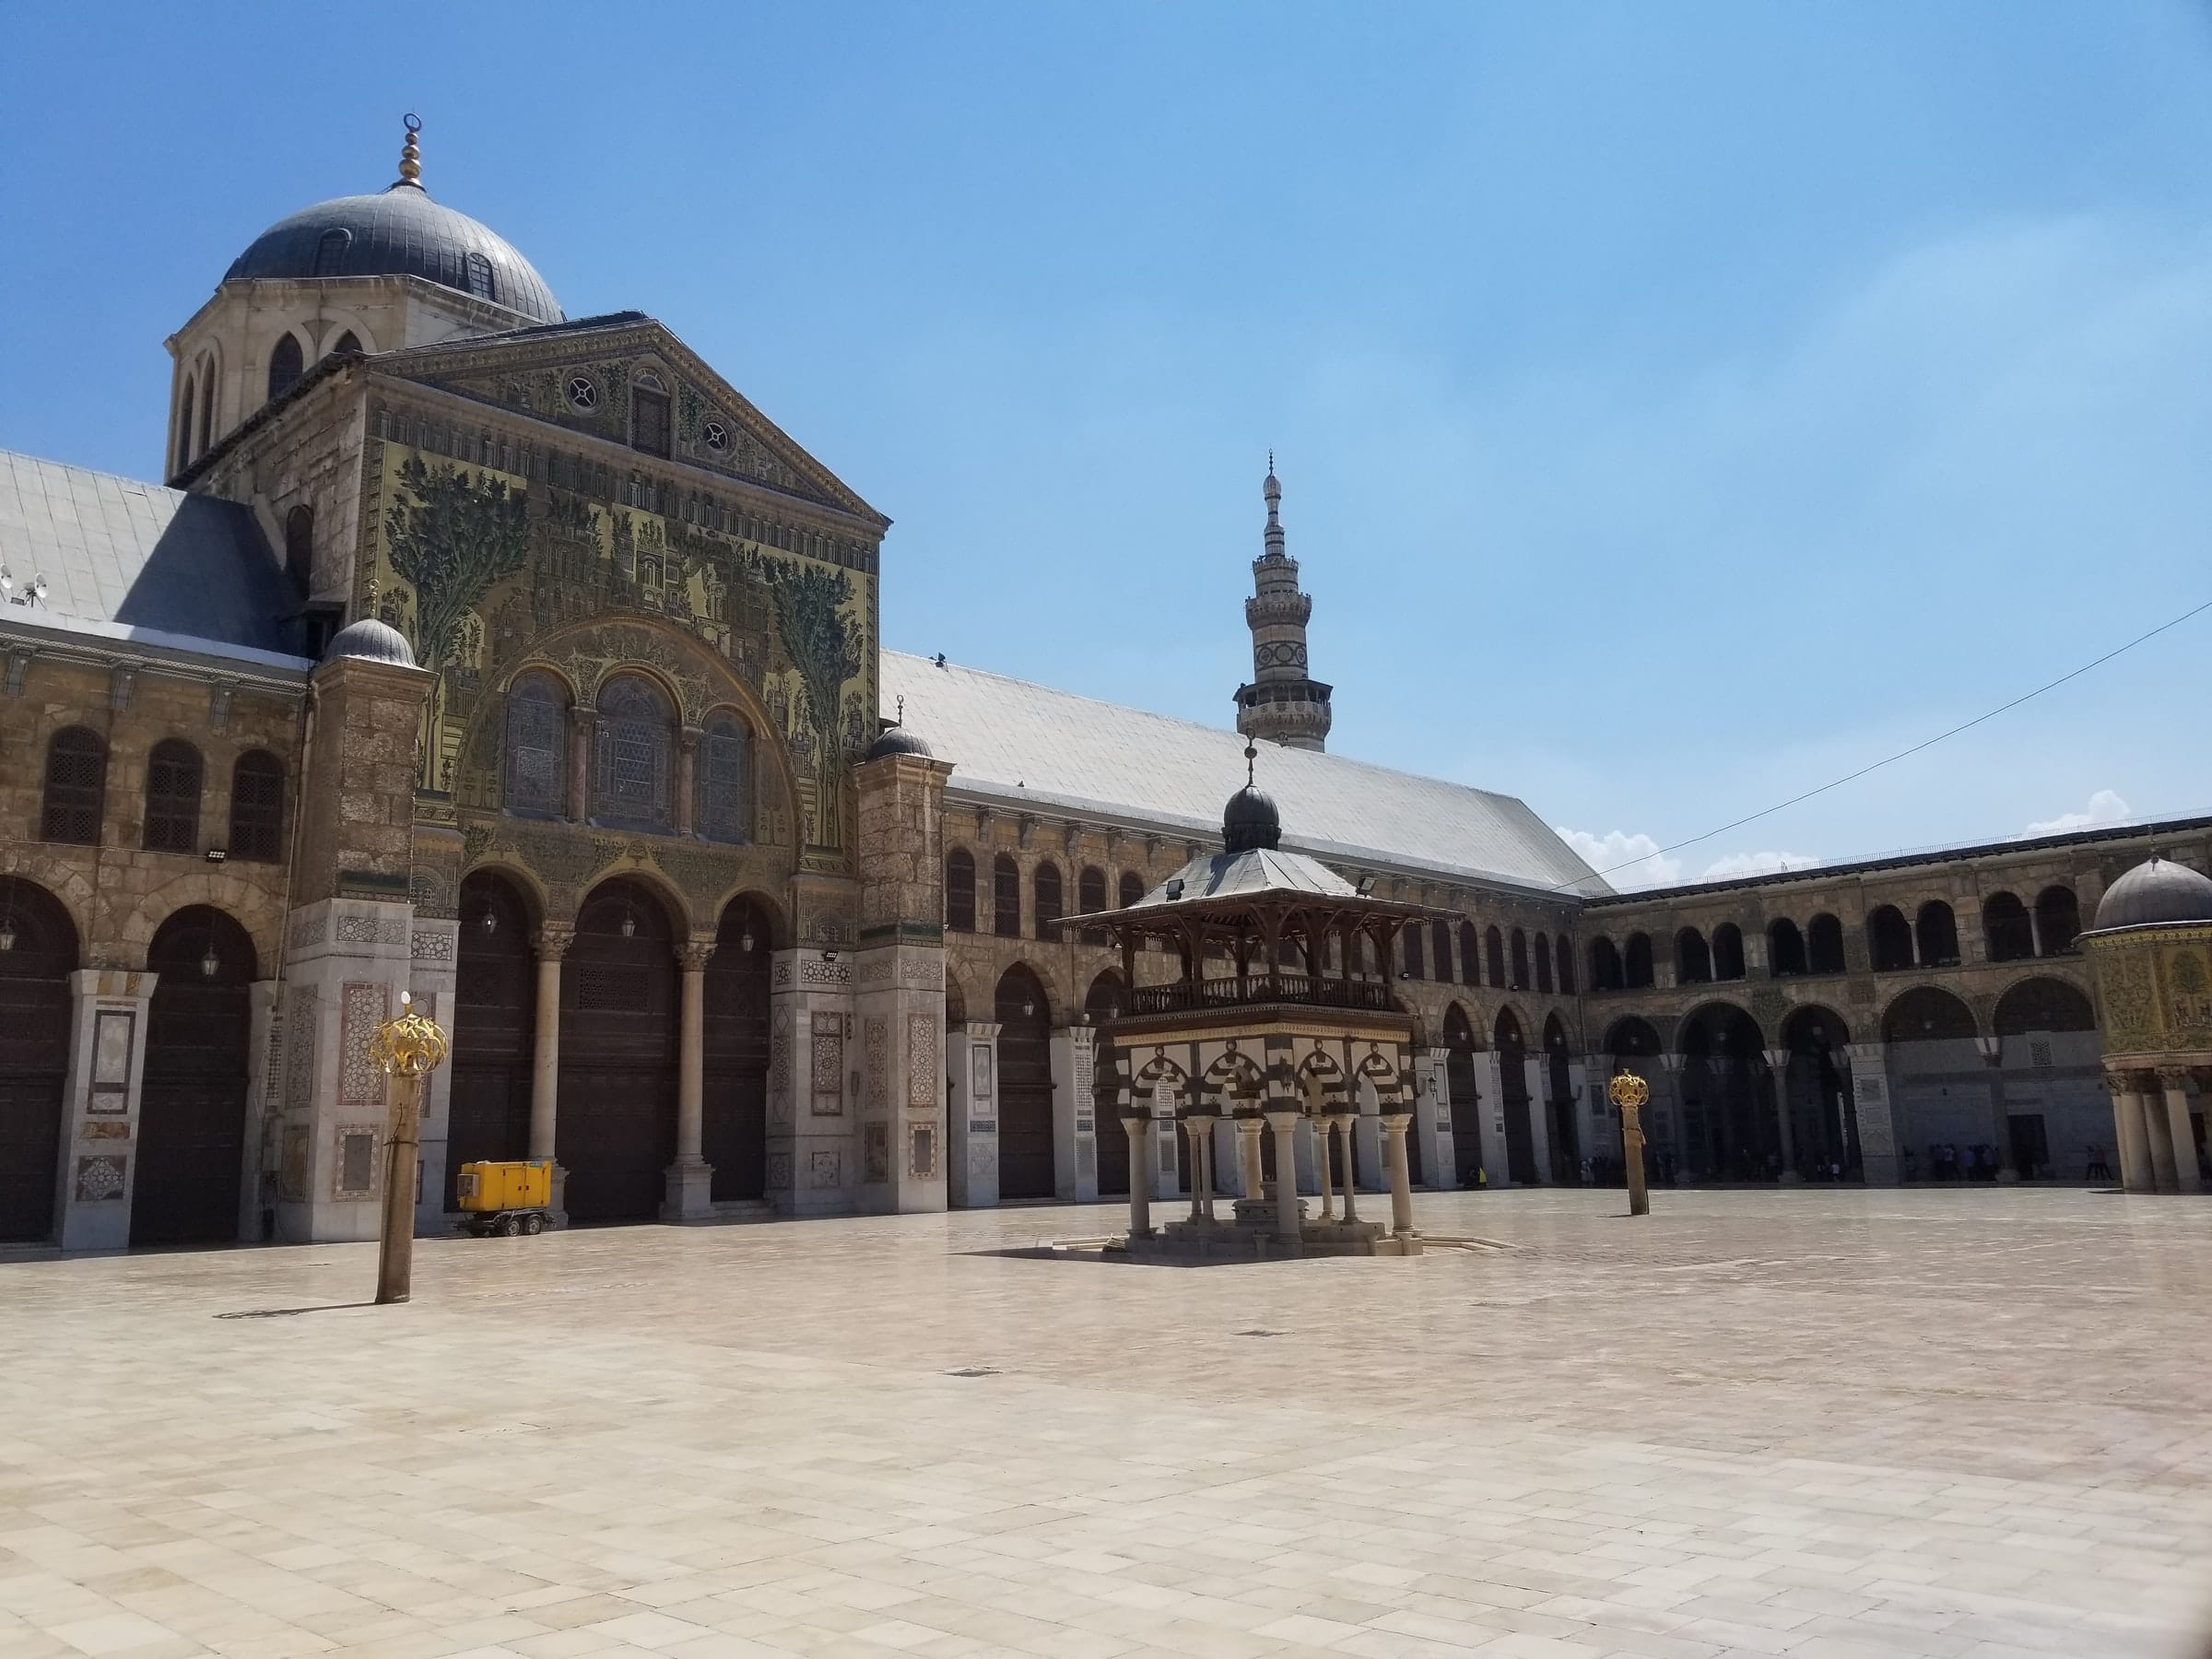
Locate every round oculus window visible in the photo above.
<box><xmin>565</xmin><ymin>375</ymin><xmax>599</xmax><ymax>411</ymax></box>
<box><xmin>702</xmin><ymin>418</ymin><xmax>729</xmax><ymax>452</ymax></box>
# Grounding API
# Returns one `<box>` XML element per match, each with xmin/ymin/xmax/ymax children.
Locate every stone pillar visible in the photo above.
<box><xmin>676</xmin><ymin>726</ymin><xmax>700</xmax><ymax>837</ymax></box>
<box><xmin>405</xmin><ymin>914</ymin><xmax>461</xmax><ymax>1236</ymax></box>
<box><xmin>1314</xmin><ymin>1111</ymin><xmax>1336</xmax><ymax>1220</ymax></box>
<box><xmin>1763</xmin><ymin>1048</ymin><xmax>1801</xmax><ymax>1182</ymax></box>
<box><xmin>1237</xmin><ymin>1112</ymin><xmax>1265</xmax><ymax>1202</ymax></box>
<box><xmin>1153</xmin><ymin>1105</ymin><xmax>1182</xmax><ymax>1203</ymax></box>
<box><xmin>1414</xmin><ymin>1048</ymin><xmax>1451</xmax><ymax>1187</ymax></box>
<box><xmin>1976</xmin><ymin>1038</ymin><xmax>2021</xmax><ymax>1182</ymax></box>
<box><xmin>1123</xmin><ymin>1111</ymin><xmax>1152</xmax><ymax>1239</ymax></box>
<box><xmin>1841</xmin><ymin>1041</ymin><xmax>1899</xmax><ymax>1185</ymax></box>
<box><xmin>2108</xmin><ymin>1071</ymin><xmax>2153</xmax><ymax>1193</ymax></box>
<box><xmin>242</xmin><ymin>978</ymin><xmax>284</xmax><ymax>1242</ymax></box>
<box><xmin>662</xmin><ymin>938</ymin><xmax>716</xmax><ymax>1221</ymax></box>
<box><xmin>1524</xmin><ymin>1054</ymin><xmax>1551</xmax><ymax>1183</ymax></box>
<box><xmin>528</xmin><ymin>927</ymin><xmax>570</xmax><ymax>1218</ymax></box>
<box><xmin>2159</xmin><ymin>1067</ymin><xmax>2200</xmax><ymax>1194</ymax></box>
<box><xmin>52</xmin><ymin>969</ymin><xmax>159</xmax><ymax>1251</ymax></box>
<box><xmin>1049</xmin><ymin>1025</ymin><xmax>1098</xmax><ymax>1202</ymax></box>
<box><xmin>1473</xmin><ymin>1050</ymin><xmax>1509</xmax><ymax>1188</ymax></box>
<box><xmin>568</xmin><ymin>712</ymin><xmax>594</xmax><ymax>823</ymax></box>
<box><xmin>1187</xmin><ymin>1113</ymin><xmax>1218</xmax><ymax>1220</ymax></box>
<box><xmin>2142</xmin><ymin>1078</ymin><xmax>2180</xmax><ymax>1193</ymax></box>
<box><xmin>1329</xmin><ymin>1113</ymin><xmax>1360</xmax><ymax>1223</ymax></box>
<box><xmin>948</xmin><ymin>1020</ymin><xmax>1001</xmax><ymax>1208</ymax></box>
<box><xmin>1266</xmin><ymin>1110</ymin><xmax>1301</xmax><ymax>1241</ymax></box>
<box><xmin>767</xmin><ymin>939</ymin><xmax>858</xmax><ymax>1218</ymax></box>
<box><xmin>1382</xmin><ymin>1113</ymin><xmax>1415</xmax><ymax>1236</ymax></box>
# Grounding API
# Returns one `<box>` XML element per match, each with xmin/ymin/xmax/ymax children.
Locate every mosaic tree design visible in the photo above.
<box><xmin>757</xmin><ymin>554</ymin><xmax>864</xmax><ymax>841</ymax></box>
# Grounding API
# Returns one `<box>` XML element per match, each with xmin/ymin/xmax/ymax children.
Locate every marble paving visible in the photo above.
<box><xmin>3</xmin><ymin>1187</ymin><xmax>2209</xmax><ymax>1659</ymax></box>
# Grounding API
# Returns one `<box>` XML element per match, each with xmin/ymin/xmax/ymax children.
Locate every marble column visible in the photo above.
<box><xmin>1314</xmin><ymin>1112</ymin><xmax>1336</xmax><ymax>1220</ymax></box>
<box><xmin>663</xmin><ymin>938</ymin><xmax>716</xmax><ymax>1220</ymax></box>
<box><xmin>1762</xmin><ymin>1048</ymin><xmax>1800</xmax><ymax>1182</ymax></box>
<box><xmin>2159</xmin><ymin>1067</ymin><xmax>2202</xmax><ymax>1194</ymax></box>
<box><xmin>1237</xmin><ymin>1113</ymin><xmax>1265</xmax><ymax>1202</ymax></box>
<box><xmin>2108</xmin><ymin>1070</ymin><xmax>2153</xmax><ymax>1193</ymax></box>
<box><xmin>1188</xmin><ymin>1113</ymin><xmax>1217</xmax><ymax>1220</ymax></box>
<box><xmin>1330</xmin><ymin>1113</ymin><xmax>1360</xmax><ymax>1223</ymax></box>
<box><xmin>676</xmin><ymin>726</ymin><xmax>700</xmax><ymax>837</ymax></box>
<box><xmin>2142</xmin><ymin>1077</ymin><xmax>2180</xmax><ymax>1193</ymax></box>
<box><xmin>1265</xmin><ymin>1110</ymin><xmax>1301</xmax><ymax>1241</ymax></box>
<box><xmin>1123</xmin><ymin>1112</ymin><xmax>1152</xmax><ymax>1239</ymax></box>
<box><xmin>1382</xmin><ymin>1112</ymin><xmax>1415</xmax><ymax>1236</ymax></box>
<box><xmin>529</xmin><ymin>930</ymin><xmax>571</xmax><ymax>1204</ymax></box>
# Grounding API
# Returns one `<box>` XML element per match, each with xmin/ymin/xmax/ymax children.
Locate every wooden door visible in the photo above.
<box><xmin>559</xmin><ymin>881</ymin><xmax>677</xmax><ymax>1224</ymax></box>
<box><xmin>445</xmin><ymin>875</ymin><xmax>535</xmax><ymax>1210</ymax></box>
<box><xmin>0</xmin><ymin>880</ymin><xmax>73</xmax><ymax>1241</ymax></box>
<box><xmin>994</xmin><ymin>969</ymin><xmax>1053</xmax><ymax>1201</ymax></box>
<box><xmin>135</xmin><ymin>908</ymin><xmax>253</xmax><ymax>1245</ymax></box>
<box><xmin>702</xmin><ymin>900</ymin><xmax>771</xmax><ymax>1201</ymax></box>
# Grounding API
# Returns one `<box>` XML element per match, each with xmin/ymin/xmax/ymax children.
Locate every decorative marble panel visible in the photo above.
<box><xmin>907</xmin><ymin>1014</ymin><xmax>939</xmax><ymax>1108</ymax></box>
<box><xmin>808</xmin><ymin>1147</ymin><xmax>841</xmax><ymax>1188</ymax></box>
<box><xmin>863</xmin><ymin>1122</ymin><xmax>889</xmax><ymax>1182</ymax></box>
<box><xmin>338</xmin><ymin>982</ymin><xmax>390</xmax><ymax>1107</ymax></box>
<box><xmin>75</xmin><ymin>1155</ymin><xmax>125</xmax><ymax>1201</ymax></box>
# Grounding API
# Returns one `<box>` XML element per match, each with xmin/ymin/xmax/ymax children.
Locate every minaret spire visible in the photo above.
<box><xmin>391</xmin><ymin>113</ymin><xmax>424</xmax><ymax>193</ymax></box>
<box><xmin>1233</xmin><ymin>459</ymin><xmax>1334</xmax><ymax>752</ymax></box>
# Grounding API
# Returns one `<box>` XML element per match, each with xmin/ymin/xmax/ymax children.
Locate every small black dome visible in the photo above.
<box><xmin>226</xmin><ymin>184</ymin><xmax>563</xmax><ymax>325</ymax></box>
<box><xmin>865</xmin><ymin>724</ymin><xmax>935</xmax><ymax>762</ymax></box>
<box><xmin>323</xmin><ymin>618</ymin><xmax>416</xmax><ymax>667</ymax></box>
<box><xmin>1223</xmin><ymin>784</ymin><xmax>1282</xmax><ymax>853</ymax></box>
<box><xmin>2094</xmin><ymin>856</ymin><xmax>2212</xmax><ymax>931</ymax></box>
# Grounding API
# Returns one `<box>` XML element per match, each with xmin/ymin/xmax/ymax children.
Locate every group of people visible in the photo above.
<box><xmin>1905</xmin><ymin>1142</ymin><xmax>2006</xmax><ymax>1182</ymax></box>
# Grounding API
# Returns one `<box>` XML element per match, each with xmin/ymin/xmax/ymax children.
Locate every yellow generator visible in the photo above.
<box><xmin>455</xmin><ymin>1160</ymin><xmax>553</xmax><ymax>1236</ymax></box>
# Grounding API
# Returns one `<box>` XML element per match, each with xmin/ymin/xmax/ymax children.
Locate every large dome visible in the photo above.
<box><xmin>224</xmin><ymin>164</ymin><xmax>562</xmax><ymax>325</ymax></box>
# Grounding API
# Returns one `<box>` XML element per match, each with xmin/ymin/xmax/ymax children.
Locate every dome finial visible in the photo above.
<box><xmin>1245</xmin><ymin>739</ymin><xmax>1256</xmax><ymax>788</ymax></box>
<box><xmin>394</xmin><ymin>112</ymin><xmax>424</xmax><ymax>192</ymax></box>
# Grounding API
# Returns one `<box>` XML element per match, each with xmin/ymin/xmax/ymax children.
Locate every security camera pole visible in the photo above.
<box><xmin>369</xmin><ymin>992</ymin><xmax>451</xmax><ymax>1304</ymax></box>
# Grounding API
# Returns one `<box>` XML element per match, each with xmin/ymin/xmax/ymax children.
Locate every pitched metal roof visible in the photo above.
<box><xmin>0</xmin><ymin>450</ymin><xmax>310</xmax><ymax>669</ymax></box>
<box><xmin>880</xmin><ymin>651</ymin><xmax>1608</xmax><ymax>899</ymax></box>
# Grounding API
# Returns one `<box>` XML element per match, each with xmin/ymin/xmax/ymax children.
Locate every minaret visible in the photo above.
<box><xmin>1233</xmin><ymin>457</ymin><xmax>1333</xmax><ymax>751</ymax></box>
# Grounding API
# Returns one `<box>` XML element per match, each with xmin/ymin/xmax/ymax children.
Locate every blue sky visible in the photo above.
<box><xmin>4</xmin><ymin>3</ymin><xmax>2207</xmax><ymax>887</ymax></box>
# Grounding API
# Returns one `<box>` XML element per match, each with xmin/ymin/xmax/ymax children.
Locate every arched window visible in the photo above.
<box><xmin>175</xmin><ymin>374</ymin><xmax>195</xmax><ymax>473</ymax></box>
<box><xmin>142</xmin><ymin>738</ymin><xmax>203</xmax><ymax>853</ymax></box>
<box><xmin>590</xmin><ymin>675</ymin><xmax>674</xmax><ymax>830</ymax></box>
<box><xmin>331</xmin><ymin>330</ymin><xmax>361</xmax><ymax>356</ymax></box>
<box><xmin>1624</xmin><ymin>933</ymin><xmax>1654</xmax><ymax>989</ymax></box>
<box><xmin>1403</xmin><ymin>924</ymin><xmax>1425</xmax><ymax>979</ymax></box>
<box><xmin>1033</xmin><ymin>862</ymin><xmax>1063</xmax><ymax>942</ymax></box>
<box><xmin>1078</xmin><ymin>866</ymin><xmax>1108</xmax><ymax>945</ymax></box>
<box><xmin>945</xmin><ymin>849</ymin><xmax>975</xmax><ymax>932</ymax></box>
<box><xmin>1590</xmin><ymin>936</ymin><xmax>1622</xmax><ymax>992</ymax></box>
<box><xmin>631</xmin><ymin>376</ymin><xmax>672</xmax><ymax>457</ymax></box>
<box><xmin>1712</xmin><ymin>923</ymin><xmax>1745</xmax><ymax>981</ymax></box>
<box><xmin>1430</xmin><ymin>919</ymin><xmax>1453</xmax><ymax>983</ymax></box>
<box><xmin>1460</xmin><ymin>922</ymin><xmax>1480</xmax><ymax>986</ymax></box>
<box><xmin>1916</xmin><ymin>900</ymin><xmax>1959</xmax><ymax>966</ymax></box>
<box><xmin>266</xmin><ymin>333</ymin><xmax>304</xmax><ymax>402</ymax></box>
<box><xmin>1769</xmin><ymin>919</ymin><xmax>1807</xmax><ymax>976</ymax></box>
<box><xmin>312</xmin><ymin>226</ymin><xmax>353</xmax><ymax>276</ymax></box>
<box><xmin>502</xmin><ymin>672</ymin><xmax>568</xmax><ymax>818</ymax></box>
<box><xmin>1676</xmin><ymin>928</ymin><xmax>1712</xmax><ymax>983</ymax></box>
<box><xmin>1807</xmin><ymin>913</ymin><xmax>1845</xmax><ymax>974</ymax></box>
<box><xmin>196</xmin><ymin>368</ymin><xmax>214</xmax><ymax>455</ymax></box>
<box><xmin>993</xmin><ymin>854</ymin><xmax>1020</xmax><ymax>937</ymax></box>
<box><xmin>227</xmin><ymin>750</ymin><xmax>285</xmax><ymax>862</ymax></box>
<box><xmin>697</xmin><ymin>711</ymin><xmax>752</xmax><ymax>842</ymax></box>
<box><xmin>1556</xmin><ymin>935</ymin><xmax>1575</xmax><ymax>995</ymax></box>
<box><xmin>1485</xmin><ymin>925</ymin><xmax>1506</xmax><ymax>988</ymax></box>
<box><xmin>2035</xmin><ymin>886</ymin><xmax>2081</xmax><ymax>955</ymax></box>
<box><xmin>1983</xmin><ymin>892</ymin><xmax>2033</xmax><ymax>962</ymax></box>
<box><xmin>1534</xmin><ymin>932</ymin><xmax>1553</xmax><ymax>994</ymax></box>
<box><xmin>1118</xmin><ymin>871</ymin><xmax>1144</xmax><ymax>909</ymax></box>
<box><xmin>464</xmin><ymin>251</ymin><xmax>496</xmax><ymax>301</ymax></box>
<box><xmin>1866</xmin><ymin>906</ymin><xmax>1912</xmax><ymax>972</ymax></box>
<box><xmin>284</xmin><ymin>505</ymin><xmax>313</xmax><ymax>596</ymax></box>
<box><xmin>41</xmin><ymin>726</ymin><xmax>106</xmax><ymax>844</ymax></box>
<box><xmin>1509</xmin><ymin>927</ymin><xmax>1529</xmax><ymax>989</ymax></box>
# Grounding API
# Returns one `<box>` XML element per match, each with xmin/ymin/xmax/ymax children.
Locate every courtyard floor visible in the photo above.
<box><xmin>3</xmin><ymin>1188</ymin><xmax>2209</xmax><ymax>1659</ymax></box>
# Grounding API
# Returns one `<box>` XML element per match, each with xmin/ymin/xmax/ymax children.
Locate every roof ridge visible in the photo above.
<box><xmin>883</xmin><ymin>647</ymin><xmax>1527</xmax><ymax>809</ymax></box>
<box><xmin>1</xmin><ymin>447</ymin><xmax>185</xmax><ymax>502</ymax></box>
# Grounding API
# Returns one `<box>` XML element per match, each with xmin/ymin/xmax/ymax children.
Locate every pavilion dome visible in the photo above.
<box><xmin>1222</xmin><ymin>782</ymin><xmax>1282</xmax><ymax>853</ymax></box>
<box><xmin>2093</xmin><ymin>856</ymin><xmax>2212</xmax><ymax>931</ymax></box>
<box><xmin>864</xmin><ymin>724</ymin><xmax>935</xmax><ymax>762</ymax></box>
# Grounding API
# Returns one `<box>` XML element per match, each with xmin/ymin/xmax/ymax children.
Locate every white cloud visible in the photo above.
<box><xmin>2024</xmin><ymin>788</ymin><xmax>2131</xmax><ymax>838</ymax></box>
<box><xmin>1556</xmin><ymin>828</ymin><xmax>1681</xmax><ymax>889</ymax></box>
<box><xmin>1699</xmin><ymin>850</ymin><xmax>1822</xmax><ymax>880</ymax></box>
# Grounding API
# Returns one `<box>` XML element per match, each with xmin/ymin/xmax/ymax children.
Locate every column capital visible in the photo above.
<box><xmin>1262</xmin><ymin>1108</ymin><xmax>1303</xmax><ymax>1131</ymax></box>
<box><xmin>534</xmin><ymin>926</ymin><xmax>575</xmax><ymax>963</ymax></box>
<box><xmin>678</xmin><ymin>936</ymin><xmax>717</xmax><ymax>972</ymax></box>
<box><xmin>677</xmin><ymin>724</ymin><xmax>702</xmax><ymax>753</ymax></box>
<box><xmin>2105</xmin><ymin>1065</ymin><xmax>2150</xmax><ymax>1094</ymax></box>
<box><xmin>2156</xmin><ymin>1065</ymin><xmax>2195</xmax><ymax>1092</ymax></box>
<box><xmin>1378</xmin><ymin>1112</ymin><xmax>1411</xmax><ymax>1139</ymax></box>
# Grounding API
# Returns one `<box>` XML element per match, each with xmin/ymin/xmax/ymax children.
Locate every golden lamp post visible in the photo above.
<box><xmin>367</xmin><ymin>991</ymin><xmax>451</xmax><ymax>1305</ymax></box>
<box><xmin>1607</xmin><ymin>1070</ymin><xmax>1652</xmax><ymax>1218</ymax></box>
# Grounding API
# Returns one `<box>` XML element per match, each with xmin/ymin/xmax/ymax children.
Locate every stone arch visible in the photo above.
<box><xmin>135</xmin><ymin>906</ymin><xmax>260</xmax><ymax>1244</ymax></box>
<box><xmin>1603</xmin><ymin>1015</ymin><xmax>1663</xmax><ymax>1058</ymax></box>
<box><xmin>575</xmin><ymin>865</ymin><xmax>691</xmax><ymax>941</ymax></box>
<box><xmin>118</xmin><ymin>871</ymin><xmax>281</xmax><ymax>976</ymax></box>
<box><xmin>1589</xmin><ymin>935</ymin><xmax>1624</xmax><ymax>990</ymax></box>
<box><xmin>1204</xmin><ymin>1048</ymin><xmax>1266</xmax><ymax>1111</ymax></box>
<box><xmin>1674</xmin><ymin>998</ymin><xmax>1764</xmax><ymax>1053</ymax></box>
<box><xmin>700</xmin><ymin>884</ymin><xmax>789</xmax><ymax>952</ymax></box>
<box><xmin>1777</xmin><ymin>1004</ymin><xmax>1855</xmax><ymax>1180</ymax></box>
<box><xmin>944</xmin><ymin>968</ymin><xmax>968</xmax><ymax>1027</ymax></box>
<box><xmin>1676</xmin><ymin>926</ymin><xmax>1712</xmax><ymax>984</ymax></box>
<box><xmin>1993</xmin><ymin>974</ymin><xmax>2094</xmax><ymax>1036</ymax></box>
<box><xmin>1779</xmin><ymin>1004</ymin><xmax>1851</xmax><ymax>1049</ymax></box>
<box><xmin>457</xmin><ymin>857</ymin><xmax>552</xmax><ymax>935</ymax></box>
<box><xmin>1676</xmin><ymin>1000</ymin><xmax>1778</xmax><ymax>1182</ymax></box>
<box><xmin>1083</xmin><ymin>969</ymin><xmax>1126</xmax><ymax>1023</ymax></box>
<box><xmin>0</xmin><ymin>876</ymin><xmax>78</xmax><ymax>1242</ymax></box>
<box><xmin>0</xmin><ymin>850</ymin><xmax>97</xmax><ymax>950</ymax></box>
<box><xmin>1880</xmin><ymin>984</ymin><xmax>1978</xmax><ymax>1044</ymax></box>
<box><xmin>1624</xmin><ymin>932</ymin><xmax>1654</xmax><ymax>988</ymax></box>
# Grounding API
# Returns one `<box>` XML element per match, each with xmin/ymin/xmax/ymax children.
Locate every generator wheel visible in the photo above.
<box><xmin>496</xmin><ymin>1213</ymin><xmax>521</xmax><ymax>1237</ymax></box>
<box><xmin>521</xmin><ymin>1212</ymin><xmax>546</xmax><ymax>1236</ymax></box>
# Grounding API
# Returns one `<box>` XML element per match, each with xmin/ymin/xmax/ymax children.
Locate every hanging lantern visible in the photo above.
<box><xmin>620</xmin><ymin>909</ymin><xmax>637</xmax><ymax>939</ymax></box>
<box><xmin>1022</xmin><ymin>996</ymin><xmax>1036</xmax><ymax>1019</ymax></box>
<box><xmin>200</xmin><ymin>943</ymin><xmax>220</xmax><ymax>979</ymax></box>
<box><xmin>740</xmin><ymin>927</ymin><xmax>756</xmax><ymax>953</ymax></box>
<box><xmin>480</xmin><ymin>907</ymin><xmax>499</xmax><ymax>935</ymax></box>
<box><xmin>0</xmin><ymin>919</ymin><xmax>15</xmax><ymax>954</ymax></box>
